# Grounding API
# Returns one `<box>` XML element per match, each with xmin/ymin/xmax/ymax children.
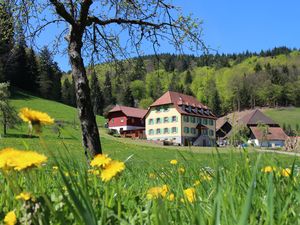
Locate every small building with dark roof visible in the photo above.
<box><xmin>107</xmin><ymin>105</ymin><xmax>147</xmax><ymax>137</ymax></box>
<box><xmin>216</xmin><ymin>109</ymin><xmax>287</xmax><ymax>147</ymax></box>
<box><xmin>145</xmin><ymin>91</ymin><xmax>217</xmax><ymax>146</ymax></box>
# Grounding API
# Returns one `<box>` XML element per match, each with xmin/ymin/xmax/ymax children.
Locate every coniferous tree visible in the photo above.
<box><xmin>61</xmin><ymin>78</ymin><xmax>72</xmax><ymax>105</ymax></box>
<box><xmin>103</xmin><ymin>71</ymin><xmax>114</xmax><ymax>107</ymax></box>
<box><xmin>132</xmin><ymin>57</ymin><xmax>146</xmax><ymax>80</ymax></box>
<box><xmin>26</xmin><ymin>48</ymin><xmax>40</xmax><ymax>93</ymax></box>
<box><xmin>0</xmin><ymin>3</ymin><xmax>14</xmax><ymax>82</ymax></box>
<box><xmin>90</xmin><ymin>71</ymin><xmax>104</xmax><ymax>115</ymax></box>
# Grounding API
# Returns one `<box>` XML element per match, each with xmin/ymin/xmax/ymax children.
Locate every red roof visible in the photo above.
<box><xmin>249</xmin><ymin>126</ymin><xmax>288</xmax><ymax>141</ymax></box>
<box><xmin>150</xmin><ymin>91</ymin><xmax>217</xmax><ymax>119</ymax></box>
<box><xmin>108</xmin><ymin>105</ymin><xmax>147</xmax><ymax>118</ymax></box>
<box><xmin>239</xmin><ymin>109</ymin><xmax>277</xmax><ymax>126</ymax></box>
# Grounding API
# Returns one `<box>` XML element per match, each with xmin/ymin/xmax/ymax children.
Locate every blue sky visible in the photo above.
<box><xmin>41</xmin><ymin>0</ymin><xmax>300</xmax><ymax>71</ymax></box>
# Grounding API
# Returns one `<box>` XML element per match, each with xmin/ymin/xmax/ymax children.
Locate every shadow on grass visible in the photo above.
<box><xmin>11</xmin><ymin>89</ymin><xmax>35</xmax><ymax>100</ymax></box>
<box><xmin>3</xmin><ymin>133</ymin><xmax>39</xmax><ymax>139</ymax></box>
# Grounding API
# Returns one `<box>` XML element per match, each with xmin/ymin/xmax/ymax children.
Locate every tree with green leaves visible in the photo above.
<box><xmin>15</xmin><ymin>0</ymin><xmax>204</xmax><ymax>156</ymax></box>
<box><xmin>0</xmin><ymin>83</ymin><xmax>19</xmax><ymax>135</ymax></box>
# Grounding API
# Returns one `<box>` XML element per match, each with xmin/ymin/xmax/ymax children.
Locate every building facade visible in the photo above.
<box><xmin>145</xmin><ymin>91</ymin><xmax>217</xmax><ymax>146</ymax></box>
<box><xmin>107</xmin><ymin>105</ymin><xmax>147</xmax><ymax>134</ymax></box>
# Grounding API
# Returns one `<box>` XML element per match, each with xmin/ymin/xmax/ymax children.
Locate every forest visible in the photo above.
<box><xmin>1</xmin><ymin>4</ymin><xmax>300</xmax><ymax>118</ymax></box>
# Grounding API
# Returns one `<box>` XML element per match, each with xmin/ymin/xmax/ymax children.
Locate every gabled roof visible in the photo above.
<box><xmin>108</xmin><ymin>105</ymin><xmax>147</xmax><ymax>119</ymax></box>
<box><xmin>238</xmin><ymin>109</ymin><xmax>277</xmax><ymax>126</ymax></box>
<box><xmin>150</xmin><ymin>91</ymin><xmax>217</xmax><ymax>119</ymax></box>
<box><xmin>249</xmin><ymin>126</ymin><xmax>287</xmax><ymax>141</ymax></box>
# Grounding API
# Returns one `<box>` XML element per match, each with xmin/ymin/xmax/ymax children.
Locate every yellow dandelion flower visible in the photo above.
<box><xmin>90</xmin><ymin>154</ymin><xmax>112</xmax><ymax>168</ymax></box>
<box><xmin>0</xmin><ymin>148</ymin><xmax>47</xmax><ymax>171</ymax></box>
<box><xmin>100</xmin><ymin>160</ymin><xmax>125</xmax><ymax>182</ymax></box>
<box><xmin>170</xmin><ymin>159</ymin><xmax>178</xmax><ymax>165</ymax></box>
<box><xmin>281</xmin><ymin>168</ymin><xmax>291</xmax><ymax>177</ymax></box>
<box><xmin>261</xmin><ymin>166</ymin><xmax>276</xmax><ymax>173</ymax></box>
<box><xmin>19</xmin><ymin>108</ymin><xmax>54</xmax><ymax>125</ymax></box>
<box><xmin>178</xmin><ymin>167</ymin><xmax>185</xmax><ymax>174</ymax></box>
<box><xmin>146</xmin><ymin>185</ymin><xmax>169</xmax><ymax>199</ymax></box>
<box><xmin>167</xmin><ymin>193</ymin><xmax>175</xmax><ymax>201</ymax></box>
<box><xmin>194</xmin><ymin>180</ymin><xmax>201</xmax><ymax>186</ymax></box>
<box><xmin>4</xmin><ymin>211</ymin><xmax>17</xmax><ymax>225</ymax></box>
<box><xmin>15</xmin><ymin>192</ymin><xmax>31</xmax><ymax>201</ymax></box>
<box><xmin>184</xmin><ymin>188</ymin><xmax>196</xmax><ymax>203</ymax></box>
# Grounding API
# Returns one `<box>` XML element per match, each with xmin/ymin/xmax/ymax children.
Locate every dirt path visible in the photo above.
<box><xmin>258</xmin><ymin>149</ymin><xmax>300</xmax><ymax>157</ymax></box>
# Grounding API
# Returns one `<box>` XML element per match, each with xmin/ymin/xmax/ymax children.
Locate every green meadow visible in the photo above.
<box><xmin>1</xmin><ymin>92</ymin><xmax>300</xmax><ymax>224</ymax></box>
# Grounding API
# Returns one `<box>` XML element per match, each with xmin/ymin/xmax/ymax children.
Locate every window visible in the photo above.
<box><xmin>156</xmin><ymin>118</ymin><xmax>161</xmax><ymax>124</ymax></box>
<box><xmin>111</xmin><ymin>118</ymin><xmax>114</xmax><ymax>123</ymax></box>
<box><xmin>131</xmin><ymin>118</ymin><xmax>135</xmax><ymax>123</ymax></box>
<box><xmin>209</xmin><ymin>119</ymin><xmax>214</xmax><ymax>126</ymax></box>
<box><xmin>148</xmin><ymin>129</ymin><xmax>154</xmax><ymax>135</ymax></box>
<box><xmin>202</xmin><ymin>129</ymin><xmax>208</xmax><ymax>135</ymax></box>
<box><xmin>163</xmin><ymin>106</ymin><xmax>169</xmax><ymax>112</ymax></box>
<box><xmin>191</xmin><ymin>128</ymin><xmax>197</xmax><ymax>134</ymax></box>
<box><xmin>156</xmin><ymin>128</ymin><xmax>161</xmax><ymax>134</ymax></box>
<box><xmin>184</xmin><ymin>127</ymin><xmax>190</xmax><ymax>134</ymax></box>
<box><xmin>197</xmin><ymin>117</ymin><xmax>201</xmax><ymax>124</ymax></box>
<box><xmin>209</xmin><ymin>130</ymin><xmax>214</xmax><ymax>136</ymax></box>
<box><xmin>171</xmin><ymin>116</ymin><xmax>177</xmax><ymax>122</ymax></box>
<box><xmin>183</xmin><ymin>116</ymin><xmax>189</xmax><ymax>122</ymax></box>
<box><xmin>164</xmin><ymin>117</ymin><xmax>169</xmax><ymax>123</ymax></box>
<box><xmin>190</xmin><ymin>116</ymin><xmax>196</xmax><ymax>123</ymax></box>
<box><xmin>148</xmin><ymin>119</ymin><xmax>154</xmax><ymax>125</ymax></box>
<box><xmin>120</xmin><ymin>118</ymin><xmax>124</xmax><ymax>123</ymax></box>
<box><xmin>203</xmin><ymin>118</ymin><xmax>208</xmax><ymax>125</ymax></box>
<box><xmin>164</xmin><ymin>128</ymin><xmax>169</xmax><ymax>134</ymax></box>
<box><xmin>171</xmin><ymin>127</ymin><xmax>177</xmax><ymax>133</ymax></box>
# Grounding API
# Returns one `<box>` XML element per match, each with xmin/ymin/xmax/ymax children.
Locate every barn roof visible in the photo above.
<box><xmin>108</xmin><ymin>105</ymin><xmax>147</xmax><ymax>118</ymax></box>
<box><xmin>150</xmin><ymin>91</ymin><xmax>217</xmax><ymax>119</ymax></box>
<box><xmin>249</xmin><ymin>126</ymin><xmax>287</xmax><ymax>141</ymax></box>
<box><xmin>238</xmin><ymin>109</ymin><xmax>277</xmax><ymax>126</ymax></box>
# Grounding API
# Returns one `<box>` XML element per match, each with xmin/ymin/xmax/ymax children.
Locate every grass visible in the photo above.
<box><xmin>264</xmin><ymin>107</ymin><xmax>300</xmax><ymax>130</ymax></box>
<box><xmin>1</xmin><ymin>92</ymin><xmax>300</xmax><ymax>224</ymax></box>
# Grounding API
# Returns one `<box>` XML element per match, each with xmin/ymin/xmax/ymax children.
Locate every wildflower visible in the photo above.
<box><xmin>167</xmin><ymin>193</ymin><xmax>175</xmax><ymax>201</ymax></box>
<box><xmin>100</xmin><ymin>160</ymin><xmax>125</xmax><ymax>182</ymax></box>
<box><xmin>90</xmin><ymin>154</ymin><xmax>112</xmax><ymax>168</ymax></box>
<box><xmin>281</xmin><ymin>168</ymin><xmax>291</xmax><ymax>177</ymax></box>
<box><xmin>64</xmin><ymin>172</ymin><xmax>69</xmax><ymax>177</ymax></box>
<box><xmin>262</xmin><ymin>166</ymin><xmax>276</xmax><ymax>173</ymax></box>
<box><xmin>183</xmin><ymin>188</ymin><xmax>196</xmax><ymax>203</ymax></box>
<box><xmin>178</xmin><ymin>167</ymin><xmax>185</xmax><ymax>174</ymax></box>
<box><xmin>147</xmin><ymin>184</ymin><xmax>169</xmax><ymax>199</ymax></box>
<box><xmin>149</xmin><ymin>173</ymin><xmax>156</xmax><ymax>179</ymax></box>
<box><xmin>194</xmin><ymin>180</ymin><xmax>201</xmax><ymax>186</ymax></box>
<box><xmin>16</xmin><ymin>192</ymin><xmax>31</xmax><ymax>201</ymax></box>
<box><xmin>52</xmin><ymin>166</ymin><xmax>58</xmax><ymax>170</ymax></box>
<box><xmin>0</xmin><ymin>148</ymin><xmax>47</xmax><ymax>171</ymax></box>
<box><xmin>170</xmin><ymin>159</ymin><xmax>178</xmax><ymax>165</ymax></box>
<box><xmin>4</xmin><ymin>211</ymin><xmax>17</xmax><ymax>225</ymax></box>
<box><xmin>19</xmin><ymin>108</ymin><xmax>54</xmax><ymax>125</ymax></box>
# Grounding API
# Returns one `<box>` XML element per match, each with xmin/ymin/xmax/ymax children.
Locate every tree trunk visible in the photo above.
<box><xmin>68</xmin><ymin>26</ymin><xmax>102</xmax><ymax>157</ymax></box>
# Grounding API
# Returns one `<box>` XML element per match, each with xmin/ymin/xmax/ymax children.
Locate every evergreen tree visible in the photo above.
<box><xmin>90</xmin><ymin>71</ymin><xmax>104</xmax><ymax>115</ymax></box>
<box><xmin>26</xmin><ymin>48</ymin><xmax>40</xmax><ymax>93</ymax></box>
<box><xmin>0</xmin><ymin>3</ymin><xmax>14</xmax><ymax>82</ymax></box>
<box><xmin>103</xmin><ymin>71</ymin><xmax>114</xmax><ymax>107</ymax></box>
<box><xmin>121</xmin><ymin>85</ymin><xmax>135</xmax><ymax>107</ymax></box>
<box><xmin>132</xmin><ymin>57</ymin><xmax>146</xmax><ymax>80</ymax></box>
<box><xmin>38</xmin><ymin>46</ymin><xmax>62</xmax><ymax>100</ymax></box>
<box><xmin>61</xmin><ymin>78</ymin><xmax>72</xmax><ymax>105</ymax></box>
